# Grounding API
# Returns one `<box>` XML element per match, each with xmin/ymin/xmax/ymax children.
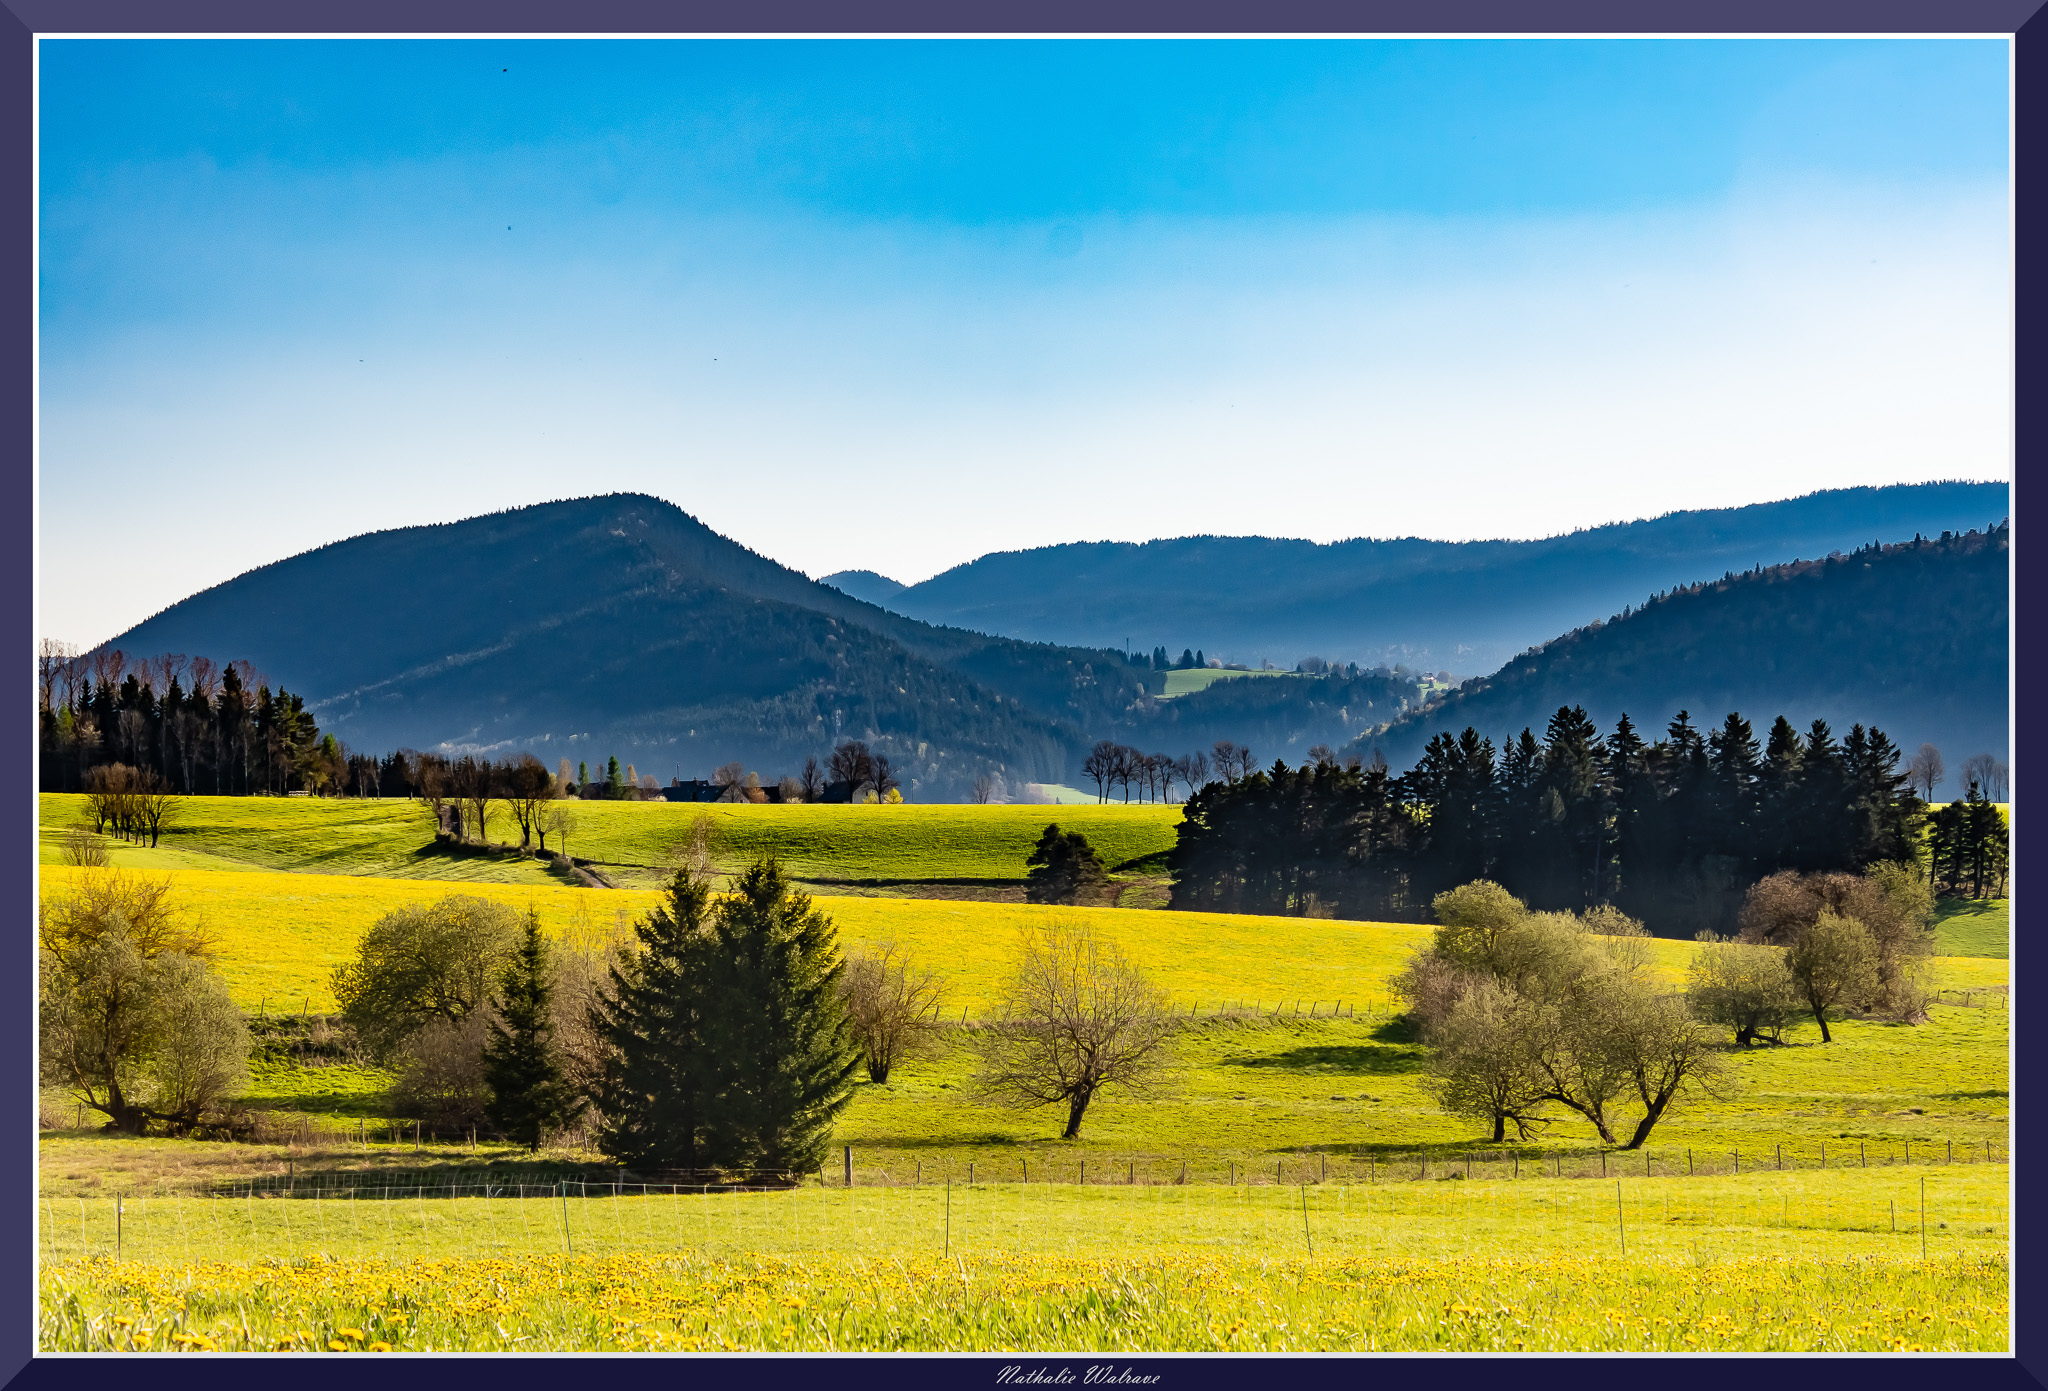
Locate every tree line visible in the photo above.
<box><xmin>1169</xmin><ymin>705</ymin><xmax>1940</xmax><ymax>937</ymax></box>
<box><xmin>38</xmin><ymin>644</ymin><xmax>338</xmax><ymax>797</ymax></box>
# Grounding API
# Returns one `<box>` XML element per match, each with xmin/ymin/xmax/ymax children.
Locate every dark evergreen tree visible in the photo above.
<box><xmin>1025</xmin><ymin>823</ymin><xmax>1109</xmax><ymax>904</ymax></box>
<box><xmin>597</xmin><ymin>868</ymin><xmax>716</xmax><ymax>1169</ymax></box>
<box><xmin>483</xmin><ymin>909</ymin><xmax>580</xmax><ymax>1149</ymax></box>
<box><xmin>695</xmin><ymin>859</ymin><xmax>861</xmax><ymax>1172</ymax></box>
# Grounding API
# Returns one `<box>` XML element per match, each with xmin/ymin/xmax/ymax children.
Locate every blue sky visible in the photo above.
<box><xmin>38</xmin><ymin>38</ymin><xmax>2011</xmax><ymax>646</ymax></box>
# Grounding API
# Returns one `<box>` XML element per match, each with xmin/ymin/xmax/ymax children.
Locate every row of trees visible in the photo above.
<box><xmin>1170</xmin><ymin>706</ymin><xmax>1936</xmax><ymax>936</ymax></box>
<box><xmin>1080</xmin><ymin>742</ymin><xmax>1218</xmax><ymax>803</ymax></box>
<box><xmin>38</xmin><ymin>643</ymin><xmax>340</xmax><ymax>797</ymax></box>
<box><xmin>1403</xmin><ymin>865</ymin><xmax>1932</xmax><ymax>1146</ymax></box>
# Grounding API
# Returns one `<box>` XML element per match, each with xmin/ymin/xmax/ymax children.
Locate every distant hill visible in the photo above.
<box><xmin>821</xmin><ymin>570</ymin><xmax>909</xmax><ymax>607</ymax></box>
<box><xmin>100</xmin><ymin>495</ymin><xmax>1164</xmax><ymax>799</ymax></box>
<box><xmin>867</xmin><ymin>482</ymin><xmax>2009</xmax><ymax>676</ymax></box>
<box><xmin>1357</xmin><ymin>524</ymin><xmax>2010</xmax><ymax>795</ymax></box>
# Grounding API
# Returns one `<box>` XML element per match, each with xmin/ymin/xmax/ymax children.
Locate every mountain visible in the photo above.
<box><xmin>100</xmin><ymin>495</ymin><xmax>1163</xmax><ymax>798</ymax></box>
<box><xmin>821</xmin><ymin>570</ymin><xmax>909</xmax><ymax>608</ymax></box>
<box><xmin>863</xmin><ymin>482</ymin><xmax>2010</xmax><ymax>677</ymax></box>
<box><xmin>1357</xmin><ymin>524</ymin><xmax>2009</xmax><ymax>793</ymax></box>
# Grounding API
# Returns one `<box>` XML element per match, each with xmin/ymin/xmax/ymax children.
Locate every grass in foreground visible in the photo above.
<box><xmin>39</xmin><ymin>1167</ymin><xmax>2010</xmax><ymax>1351</ymax></box>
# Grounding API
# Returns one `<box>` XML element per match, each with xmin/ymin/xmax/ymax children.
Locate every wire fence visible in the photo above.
<box><xmin>189</xmin><ymin>1134</ymin><xmax>2010</xmax><ymax>1199</ymax></box>
<box><xmin>43</xmin><ymin>1165</ymin><xmax>2008</xmax><ymax>1269</ymax></box>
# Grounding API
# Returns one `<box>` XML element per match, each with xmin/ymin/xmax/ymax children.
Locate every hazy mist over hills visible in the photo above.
<box><xmin>830</xmin><ymin>482</ymin><xmax>2008</xmax><ymax>677</ymax></box>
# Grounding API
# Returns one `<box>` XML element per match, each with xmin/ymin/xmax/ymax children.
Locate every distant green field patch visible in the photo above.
<box><xmin>1160</xmin><ymin>668</ymin><xmax>1303</xmax><ymax>697</ymax></box>
<box><xmin>1933</xmin><ymin>899</ymin><xmax>2009</xmax><ymax>959</ymax></box>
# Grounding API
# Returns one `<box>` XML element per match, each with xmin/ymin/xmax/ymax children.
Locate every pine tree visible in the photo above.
<box><xmin>483</xmin><ymin>909</ymin><xmax>580</xmax><ymax>1149</ymax></box>
<box><xmin>1025</xmin><ymin>824</ymin><xmax>1108</xmax><ymax>904</ymax></box>
<box><xmin>597</xmin><ymin>868</ymin><xmax>716</xmax><ymax>1169</ymax></box>
<box><xmin>696</xmin><ymin>860</ymin><xmax>861</xmax><ymax>1172</ymax></box>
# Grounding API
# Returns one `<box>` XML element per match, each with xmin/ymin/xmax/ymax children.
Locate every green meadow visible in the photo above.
<box><xmin>37</xmin><ymin>793</ymin><xmax>1182</xmax><ymax>892</ymax></box>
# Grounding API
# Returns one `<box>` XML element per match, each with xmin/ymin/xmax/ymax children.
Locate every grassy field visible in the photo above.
<box><xmin>38</xmin><ymin>794</ymin><xmax>1182</xmax><ymax>892</ymax></box>
<box><xmin>1933</xmin><ymin>898</ymin><xmax>2009</xmax><ymax>958</ymax></box>
<box><xmin>1159</xmin><ymin>668</ymin><xmax>1304</xmax><ymax>697</ymax></box>
<box><xmin>36</xmin><ymin>1166</ymin><xmax>2010</xmax><ymax>1350</ymax></box>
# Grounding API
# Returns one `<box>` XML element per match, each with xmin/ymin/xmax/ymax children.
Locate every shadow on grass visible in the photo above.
<box><xmin>1221</xmin><ymin>1043</ymin><xmax>1428</xmax><ymax>1076</ymax></box>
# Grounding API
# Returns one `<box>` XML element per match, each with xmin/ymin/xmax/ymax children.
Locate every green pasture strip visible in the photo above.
<box><xmin>834</xmin><ymin>1001</ymin><xmax>2008</xmax><ymax>1169</ymax></box>
<box><xmin>40</xmin><ymin>1245</ymin><xmax>2008</xmax><ymax>1353</ymax></box>
<box><xmin>1932</xmin><ymin>898</ymin><xmax>2009</xmax><ymax>958</ymax></box>
<box><xmin>1160</xmin><ymin>668</ymin><xmax>1304</xmax><ymax>697</ymax></box>
<box><xmin>35</xmin><ymin>1166</ymin><xmax>2010</xmax><ymax>1269</ymax></box>
<box><xmin>38</xmin><ymin>793</ymin><xmax>1182</xmax><ymax>885</ymax></box>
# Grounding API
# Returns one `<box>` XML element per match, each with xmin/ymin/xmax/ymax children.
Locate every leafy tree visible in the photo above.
<box><xmin>1782</xmin><ymin>909</ymin><xmax>1879</xmax><ymax>1043</ymax></box>
<box><xmin>1427</xmin><ymin>977</ymin><xmax>1548</xmax><ymax>1141</ymax></box>
<box><xmin>972</xmin><ymin>920</ymin><xmax>1174</xmax><ymax>1139</ymax></box>
<box><xmin>483</xmin><ymin>910</ymin><xmax>581</xmax><ymax>1148</ymax></box>
<box><xmin>331</xmin><ymin>896</ymin><xmax>520</xmax><ymax>1061</ymax></box>
<box><xmin>1025</xmin><ymin>824</ymin><xmax>1108</xmax><ymax>905</ymax></box>
<box><xmin>38</xmin><ymin>872</ymin><xmax>245</xmax><ymax>1135</ymax></box>
<box><xmin>1686</xmin><ymin>939</ymin><xmax>1800</xmax><ymax>1046</ymax></box>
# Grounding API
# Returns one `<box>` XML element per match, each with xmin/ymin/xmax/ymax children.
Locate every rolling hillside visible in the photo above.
<box><xmin>852</xmin><ymin>481</ymin><xmax>2008</xmax><ymax>676</ymax></box>
<box><xmin>98</xmin><ymin>495</ymin><xmax>1158</xmax><ymax>798</ymax></box>
<box><xmin>1359</xmin><ymin>524</ymin><xmax>2010</xmax><ymax>778</ymax></box>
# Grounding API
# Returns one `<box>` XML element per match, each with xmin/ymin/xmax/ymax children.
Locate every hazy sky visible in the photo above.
<box><xmin>38</xmin><ymin>38</ymin><xmax>2010</xmax><ymax>647</ymax></box>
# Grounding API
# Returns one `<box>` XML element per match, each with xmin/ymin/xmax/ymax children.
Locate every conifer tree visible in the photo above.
<box><xmin>483</xmin><ymin>909</ymin><xmax>580</xmax><ymax>1149</ymax></box>
<box><xmin>1025</xmin><ymin>824</ymin><xmax>1108</xmax><ymax>905</ymax></box>
<box><xmin>696</xmin><ymin>859</ymin><xmax>861</xmax><ymax>1171</ymax></box>
<box><xmin>597</xmin><ymin>868</ymin><xmax>716</xmax><ymax>1169</ymax></box>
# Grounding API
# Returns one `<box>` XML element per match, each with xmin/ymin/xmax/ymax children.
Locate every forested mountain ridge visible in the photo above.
<box><xmin>1360</xmin><ymin>523</ymin><xmax>2010</xmax><ymax>788</ymax></box>
<box><xmin>96</xmin><ymin>495</ymin><xmax>1163</xmax><ymax>797</ymax></box>
<box><xmin>860</xmin><ymin>481</ymin><xmax>2008</xmax><ymax>675</ymax></box>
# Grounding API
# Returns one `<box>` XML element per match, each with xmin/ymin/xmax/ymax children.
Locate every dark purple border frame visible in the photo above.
<box><xmin>0</xmin><ymin>2</ymin><xmax>2037</xmax><ymax>1389</ymax></box>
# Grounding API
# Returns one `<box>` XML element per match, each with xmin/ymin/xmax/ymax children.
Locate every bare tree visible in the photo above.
<box><xmin>415</xmin><ymin>753</ymin><xmax>455</xmax><ymax>837</ymax></box>
<box><xmin>37</xmin><ymin>638</ymin><xmax>77</xmax><ymax>712</ymax></box>
<box><xmin>972</xmin><ymin>920</ymin><xmax>1176</xmax><ymax>1138</ymax></box>
<box><xmin>972</xmin><ymin>774</ymin><xmax>999</xmax><ymax>805</ymax></box>
<box><xmin>1211</xmin><ymin>740</ymin><xmax>1243</xmax><ymax>783</ymax></box>
<box><xmin>1906</xmin><ymin>743</ymin><xmax>1945</xmax><ymax>802</ymax></box>
<box><xmin>448</xmin><ymin>756</ymin><xmax>496</xmax><ymax>844</ymax></box>
<box><xmin>557</xmin><ymin>757</ymin><xmax>574</xmax><ymax>792</ymax></box>
<box><xmin>837</xmin><ymin>941</ymin><xmax>947</xmax><ymax>1083</ymax></box>
<box><xmin>539</xmin><ymin>800</ymin><xmax>578</xmax><ymax>858</ymax></box>
<box><xmin>131</xmin><ymin>769</ymin><xmax>180</xmax><ymax>849</ymax></box>
<box><xmin>712</xmin><ymin>760</ymin><xmax>749</xmax><ymax>803</ymax></box>
<box><xmin>503</xmin><ymin>754</ymin><xmax>554</xmax><ymax>849</ymax></box>
<box><xmin>870</xmin><ymin>754</ymin><xmax>899</xmax><ymax>797</ymax></box>
<box><xmin>777</xmin><ymin>775</ymin><xmax>805</xmax><ymax>803</ymax></box>
<box><xmin>829</xmin><ymin>740</ymin><xmax>875</xmax><ymax>791</ymax></box>
<box><xmin>799</xmin><ymin>756</ymin><xmax>826</xmax><ymax>802</ymax></box>
<box><xmin>1961</xmin><ymin>752</ymin><xmax>2009</xmax><ymax>802</ymax></box>
<box><xmin>1082</xmin><ymin>741</ymin><xmax>1117</xmax><ymax>802</ymax></box>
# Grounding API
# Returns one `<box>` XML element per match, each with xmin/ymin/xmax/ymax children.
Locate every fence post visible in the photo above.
<box><xmin>115</xmin><ymin>1195</ymin><xmax>122</xmax><ymax>1260</ymax></box>
<box><xmin>559</xmin><ymin>1180</ymin><xmax>572</xmax><ymax>1255</ymax></box>
<box><xmin>1615</xmin><ymin>1181</ymin><xmax>1625</xmax><ymax>1256</ymax></box>
<box><xmin>844</xmin><ymin>1146</ymin><xmax>852</xmax><ymax>1189</ymax></box>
